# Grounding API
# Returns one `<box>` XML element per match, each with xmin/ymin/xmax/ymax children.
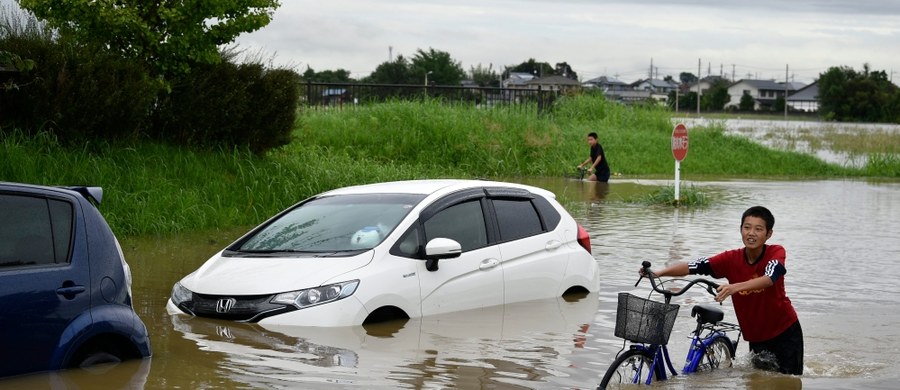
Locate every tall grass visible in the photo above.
<box><xmin>2</xmin><ymin>95</ymin><xmax>889</xmax><ymax>236</ymax></box>
<box><xmin>299</xmin><ymin>95</ymin><xmax>856</xmax><ymax>178</ymax></box>
<box><xmin>0</xmin><ymin>131</ymin><xmax>443</xmax><ymax>235</ymax></box>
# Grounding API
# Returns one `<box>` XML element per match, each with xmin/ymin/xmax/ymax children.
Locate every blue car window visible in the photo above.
<box><xmin>0</xmin><ymin>194</ymin><xmax>70</xmax><ymax>267</ymax></box>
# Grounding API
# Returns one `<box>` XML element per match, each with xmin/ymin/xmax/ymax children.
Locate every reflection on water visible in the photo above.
<box><xmin>3</xmin><ymin>178</ymin><xmax>899</xmax><ymax>389</ymax></box>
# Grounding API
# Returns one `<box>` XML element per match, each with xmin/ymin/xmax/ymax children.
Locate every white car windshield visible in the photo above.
<box><xmin>236</xmin><ymin>193</ymin><xmax>425</xmax><ymax>253</ymax></box>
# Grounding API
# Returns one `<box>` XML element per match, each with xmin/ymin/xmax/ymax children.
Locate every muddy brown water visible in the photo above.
<box><xmin>2</xmin><ymin>178</ymin><xmax>899</xmax><ymax>389</ymax></box>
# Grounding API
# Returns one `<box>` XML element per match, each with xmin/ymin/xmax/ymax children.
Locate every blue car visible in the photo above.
<box><xmin>0</xmin><ymin>182</ymin><xmax>151</xmax><ymax>378</ymax></box>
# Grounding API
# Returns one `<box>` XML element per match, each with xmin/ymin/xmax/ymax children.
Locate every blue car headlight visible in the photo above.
<box><xmin>271</xmin><ymin>280</ymin><xmax>359</xmax><ymax>309</ymax></box>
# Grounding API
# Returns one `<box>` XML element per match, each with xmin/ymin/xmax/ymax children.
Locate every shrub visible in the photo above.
<box><xmin>0</xmin><ymin>35</ymin><xmax>157</xmax><ymax>142</ymax></box>
<box><xmin>152</xmin><ymin>61</ymin><xmax>301</xmax><ymax>154</ymax></box>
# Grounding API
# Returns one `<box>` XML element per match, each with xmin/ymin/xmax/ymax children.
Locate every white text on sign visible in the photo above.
<box><xmin>672</xmin><ymin>136</ymin><xmax>688</xmax><ymax>150</ymax></box>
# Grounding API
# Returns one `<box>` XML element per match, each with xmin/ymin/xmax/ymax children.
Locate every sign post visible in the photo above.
<box><xmin>671</xmin><ymin>123</ymin><xmax>689</xmax><ymax>203</ymax></box>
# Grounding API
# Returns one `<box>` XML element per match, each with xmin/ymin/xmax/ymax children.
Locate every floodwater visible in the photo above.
<box><xmin>2</xmin><ymin>177</ymin><xmax>900</xmax><ymax>389</ymax></box>
<box><xmin>677</xmin><ymin>117</ymin><xmax>900</xmax><ymax>168</ymax></box>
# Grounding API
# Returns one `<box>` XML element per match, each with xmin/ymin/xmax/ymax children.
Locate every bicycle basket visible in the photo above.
<box><xmin>614</xmin><ymin>292</ymin><xmax>680</xmax><ymax>345</ymax></box>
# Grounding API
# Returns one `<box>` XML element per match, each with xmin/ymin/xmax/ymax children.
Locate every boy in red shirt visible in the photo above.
<box><xmin>644</xmin><ymin>206</ymin><xmax>803</xmax><ymax>375</ymax></box>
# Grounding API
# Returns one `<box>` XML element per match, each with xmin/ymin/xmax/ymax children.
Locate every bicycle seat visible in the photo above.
<box><xmin>691</xmin><ymin>304</ymin><xmax>724</xmax><ymax>325</ymax></box>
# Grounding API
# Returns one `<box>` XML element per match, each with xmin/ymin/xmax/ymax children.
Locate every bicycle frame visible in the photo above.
<box><xmin>622</xmin><ymin>327</ymin><xmax>736</xmax><ymax>385</ymax></box>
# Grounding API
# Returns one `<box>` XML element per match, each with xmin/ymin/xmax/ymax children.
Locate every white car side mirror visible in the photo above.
<box><xmin>424</xmin><ymin>238</ymin><xmax>462</xmax><ymax>271</ymax></box>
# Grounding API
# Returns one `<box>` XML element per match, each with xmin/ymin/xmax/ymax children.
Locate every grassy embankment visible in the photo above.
<box><xmin>1</xmin><ymin>95</ymin><xmax>891</xmax><ymax>236</ymax></box>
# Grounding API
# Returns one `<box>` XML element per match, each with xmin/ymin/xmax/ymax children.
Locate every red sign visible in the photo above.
<box><xmin>672</xmin><ymin>123</ymin><xmax>689</xmax><ymax>161</ymax></box>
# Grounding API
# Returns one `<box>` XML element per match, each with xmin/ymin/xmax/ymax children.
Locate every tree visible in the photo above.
<box><xmin>774</xmin><ymin>96</ymin><xmax>786</xmax><ymax>112</ymax></box>
<box><xmin>555</xmin><ymin>62</ymin><xmax>578</xmax><ymax>80</ymax></box>
<box><xmin>470</xmin><ymin>63</ymin><xmax>499</xmax><ymax>87</ymax></box>
<box><xmin>19</xmin><ymin>0</ymin><xmax>281</xmax><ymax>77</ymax></box>
<box><xmin>679</xmin><ymin>72</ymin><xmax>698</xmax><ymax>85</ymax></box>
<box><xmin>818</xmin><ymin>64</ymin><xmax>900</xmax><ymax>123</ymax></box>
<box><xmin>302</xmin><ymin>67</ymin><xmax>354</xmax><ymax>83</ymax></box>
<box><xmin>364</xmin><ymin>54</ymin><xmax>416</xmax><ymax>84</ymax></box>
<box><xmin>739</xmin><ymin>92</ymin><xmax>755</xmax><ymax>111</ymax></box>
<box><xmin>507</xmin><ymin>58</ymin><xmax>553</xmax><ymax>78</ymax></box>
<box><xmin>700</xmin><ymin>79</ymin><xmax>730</xmax><ymax>111</ymax></box>
<box><xmin>410</xmin><ymin>47</ymin><xmax>466</xmax><ymax>86</ymax></box>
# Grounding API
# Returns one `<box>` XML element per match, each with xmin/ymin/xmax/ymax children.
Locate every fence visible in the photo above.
<box><xmin>302</xmin><ymin>81</ymin><xmax>561</xmax><ymax>117</ymax></box>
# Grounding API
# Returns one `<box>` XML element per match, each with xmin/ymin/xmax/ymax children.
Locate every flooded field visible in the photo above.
<box><xmin>678</xmin><ymin>117</ymin><xmax>900</xmax><ymax>168</ymax></box>
<box><xmin>2</xmin><ymin>177</ymin><xmax>899</xmax><ymax>389</ymax></box>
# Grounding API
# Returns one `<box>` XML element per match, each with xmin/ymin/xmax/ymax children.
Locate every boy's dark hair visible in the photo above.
<box><xmin>588</xmin><ymin>132</ymin><xmax>598</xmax><ymax>139</ymax></box>
<box><xmin>742</xmin><ymin>206</ymin><xmax>775</xmax><ymax>231</ymax></box>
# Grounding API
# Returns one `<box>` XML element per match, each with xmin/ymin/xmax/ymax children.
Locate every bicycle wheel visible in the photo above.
<box><xmin>698</xmin><ymin>337</ymin><xmax>735</xmax><ymax>371</ymax></box>
<box><xmin>599</xmin><ymin>349</ymin><xmax>660</xmax><ymax>389</ymax></box>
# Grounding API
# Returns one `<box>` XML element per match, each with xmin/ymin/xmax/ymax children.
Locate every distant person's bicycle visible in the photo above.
<box><xmin>598</xmin><ymin>261</ymin><xmax>742</xmax><ymax>389</ymax></box>
<box><xmin>575</xmin><ymin>166</ymin><xmax>589</xmax><ymax>180</ymax></box>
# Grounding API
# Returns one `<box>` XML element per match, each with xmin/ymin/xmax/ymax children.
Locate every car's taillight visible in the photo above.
<box><xmin>577</xmin><ymin>224</ymin><xmax>591</xmax><ymax>254</ymax></box>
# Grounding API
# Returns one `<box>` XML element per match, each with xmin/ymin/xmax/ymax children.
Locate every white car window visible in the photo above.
<box><xmin>492</xmin><ymin>199</ymin><xmax>542</xmax><ymax>241</ymax></box>
<box><xmin>423</xmin><ymin>200</ymin><xmax>487</xmax><ymax>251</ymax></box>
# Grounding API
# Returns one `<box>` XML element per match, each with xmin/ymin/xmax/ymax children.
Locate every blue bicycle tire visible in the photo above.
<box><xmin>598</xmin><ymin>348</ymin><xmax>662</xmax><ymax>389</ymax></box>
<box><xmin>698</xmin><ymin>337</ymin><xmax>735</xmax><ymax>372</ymax></box>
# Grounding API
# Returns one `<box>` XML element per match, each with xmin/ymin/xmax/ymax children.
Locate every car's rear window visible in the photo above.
<box><xmin>236</xmin><ymin>193</ymin><xmax>425</xmax><ymax>254</ymax></box>
<box><xmin>0</xmin><ymin>194</ymin><xmax>73</xmax><ymax>267</ymax></box>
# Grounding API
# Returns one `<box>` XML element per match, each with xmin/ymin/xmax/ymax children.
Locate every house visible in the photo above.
<box><xmin>582</xmin><ymin>76</ymin><xmax>629</xmax><ymax>92</ymax></box>
<box><xmin>689</xmin><ymin>75</ymin><xmax>728</xmax><ymax>95</ymax></box>
<box><xmin>321</xmin><ymin>88</ymin><xmax>350</xmax><ymax>106</ymax></box>
<box><xmin>524</xmin><ymin>75</ymin><xmax>582</xmax><ymax>92</ymax></box>
<box><xmin>502</xmin><ymin>72</ymin><xmax>536</xmax><ymax>89</ymax></box>
<box><xmin>725</xmin><ymin>79</ymin><xmax>799</xmax><ymax>110</ymax></box>
<box><xmin>631</xmin><ymin>78</ymin><xmax>679</xmax><ymax>94</ymax></box>
<box><xmin>786</xmin><ymin>81</ymin><xmax>819</xmax><ymax>112</ymax></box>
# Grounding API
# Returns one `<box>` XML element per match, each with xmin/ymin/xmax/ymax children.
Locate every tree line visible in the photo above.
<box><xmin>2</xmin><ymin>0</ymin><xmax>898</xmax><ymax>153</ymax></box>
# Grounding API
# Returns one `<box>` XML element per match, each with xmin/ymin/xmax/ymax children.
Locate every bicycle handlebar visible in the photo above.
<box><xmin>638</xmin><ymin>260</ymin><xmax>720</xmax><ymax>299</ymax></box>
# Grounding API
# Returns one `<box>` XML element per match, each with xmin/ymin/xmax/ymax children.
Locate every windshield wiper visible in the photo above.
<box><xmin>225</xmin><ymin>248</ymin><xmax>368</xmax><ymax>257</ymax></box>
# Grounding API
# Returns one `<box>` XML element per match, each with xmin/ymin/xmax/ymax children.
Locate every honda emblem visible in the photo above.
<box><xmin>216</xmin><ymin>298</ymin><xmax>237</xmax><ymax>313</ymax></box>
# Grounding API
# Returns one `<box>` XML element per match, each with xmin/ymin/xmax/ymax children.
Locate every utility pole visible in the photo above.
<box><xmin>696</xmin><ymin>58</ymin><xmax>701</xmax><ymax>115</ymax></box>
<box><xmin>784</xmin><ymin>64</ymin><xmax>789</xmax><ymax>120</ymax></box>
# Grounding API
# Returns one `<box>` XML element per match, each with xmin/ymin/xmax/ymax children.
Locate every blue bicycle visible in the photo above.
<box><xmin>598</xmin><ymin>261</ymin><xmax>742</xmax><ymax>389</ymax></box>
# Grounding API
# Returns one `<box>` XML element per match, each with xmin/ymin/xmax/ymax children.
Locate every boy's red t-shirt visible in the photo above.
<box><xmin>708</xmin><ymin>244</ymin><xmax>798</xmax><ymax>342</ymax></box>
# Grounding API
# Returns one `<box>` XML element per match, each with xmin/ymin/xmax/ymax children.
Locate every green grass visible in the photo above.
<box><xmin>0</xmin><ymin>131</ymin><xmax>447</xmax><ymax>235</ymax></box>
<box><xmin>2</xmin><ymin>95</ymin><xmax>895</xmax><ymax>236</ymax></box>
<box><xmin>631</xmin><ymin>185</ymin><xmax>711</xmax><ymax>207</ymax></box>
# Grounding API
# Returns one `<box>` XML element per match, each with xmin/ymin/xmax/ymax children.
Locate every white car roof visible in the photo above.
<box><xmin>320</xmin><ymin>179</ymin><xmax>555</xmax><ymax>199</ymax></box>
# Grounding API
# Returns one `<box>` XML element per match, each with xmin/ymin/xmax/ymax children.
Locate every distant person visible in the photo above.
<box><xmin>577</xmin><ymin>132</ymin><xmax>610</xmax><ymax>182</ymax></box>
<box><xmin>641</xmin><ymin>206</ymin><xmax>804</xmax><ymax>375</ymax></box>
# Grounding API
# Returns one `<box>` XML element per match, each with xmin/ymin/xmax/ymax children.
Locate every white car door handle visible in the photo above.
<box><xmin>479</xmin><ymin>258</ymin><xmax>500</xmax><ymax>270</ymax></box>
<box><xmin>545</xmin><ymin>240</ymin><xmax>562</xmax><ymax>250</ymax></box>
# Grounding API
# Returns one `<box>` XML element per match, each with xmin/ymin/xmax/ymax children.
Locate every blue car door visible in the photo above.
<box><xmin>0</xmin><ymin>190</ymin><xmax>91</xmax><ymax>377</ymax></box>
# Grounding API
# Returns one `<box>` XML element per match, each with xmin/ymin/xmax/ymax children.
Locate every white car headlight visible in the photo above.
<box><xmin>171</xmin><ymin>282</ymin><xmax>194</xmax><ymax>305</ymax></box>
<box><xmin>271</xmin><ymin>280</ymin><xmax>359</xmax><ymax>309</ymax></box>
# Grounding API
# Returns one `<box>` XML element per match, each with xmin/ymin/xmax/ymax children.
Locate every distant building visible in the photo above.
<box><xmin>726</xmin><ymin>79</ymin><xmax>800</xmax><ymax>110</ymax></box>
<box><xmin>631</xmin><ymin>78</ymin><xmax>679</xmax><ymax>94</ymax></box>
<box><xmin>524</xmin><ymin>75</ymin><xmax>582</xmax><ymax>92</ymax></box>
<box><xmin>582</xmin><ymin>76</ymin><xmax>629</xmax><ymax>92</ymax></box>
<box><xmin>503</xmin><ymin>72</ymin><xmax>536</xmax><ymax>88</ymax></box>
<box><xmin>690</xmin><ymin>75</ymin><xmax>729</xmax><ymax>95</ymax></box>
<box><xmin>787</xmin><ymin>81</ymin><xmax>819</xmax><ymax>112</ymax></box>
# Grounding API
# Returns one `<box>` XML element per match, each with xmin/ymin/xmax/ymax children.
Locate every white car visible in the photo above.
<box><xmin>167</xmin><ymin>179</ymin><xmax>600</xmax><ymax>327</ymax></box>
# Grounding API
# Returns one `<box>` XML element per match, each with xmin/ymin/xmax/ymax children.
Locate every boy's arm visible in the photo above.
<box><xmin>642</xmin><ymin>262</ymin><xmax>689</xmax><ymax>277</ymax></box>
<box><xmin>715</xmin><ymin>276</ymin><xmax>773</xmax><ymax>302</ymax></box>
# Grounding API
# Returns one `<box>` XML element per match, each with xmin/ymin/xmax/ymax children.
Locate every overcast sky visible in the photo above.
<box><xmin>234</xmin><ymin>0</ymin><xmax>900</xmax><ymax>85</ymax></box>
